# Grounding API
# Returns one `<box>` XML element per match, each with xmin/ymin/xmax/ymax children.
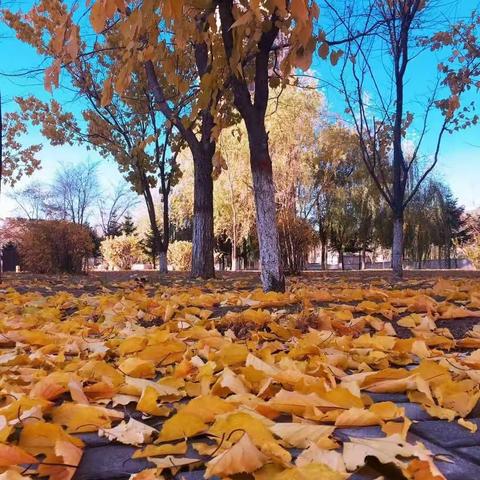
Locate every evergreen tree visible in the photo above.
<box><xmin>122</xmin><ymin>213</ymin><xmax>136</xmax><ymax>236</ymax></box>
<box><xmin>141</xmin><ymin>228</ymin><xmax>158</xmax><ymax>268</ymax></box>
<box><xmin>105</xmin><ymin>215</ymin><xmax>123</xmax><ymax>237</ymax></box>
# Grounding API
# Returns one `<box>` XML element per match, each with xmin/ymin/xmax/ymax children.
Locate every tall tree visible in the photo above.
<box><xmin>48</xmin><ymin>160</ymin><xmax>100</xmax><ymax>225</ymax></box>
<box><xmin>334</xmin><ymin>0</ymin><xmax>459</xmax><ymax>278</ymax></box>
<box><xmin>308</xmin><ymin>125</ymin><xmax>360</xmax><ymax>269</ymax></box>
<box><xmin>214</xmin><ymin>0</ymin><xmax>323</xmax><ymax>291</ymax></box>
<box><xmin>9</xmin><ymin>181</ymin><xmax>50</xmax><ymax>220</ymax></box>
<box><xmin>4</xmin><ymin>0</ymin><xmax>224</xmax><ymax>279</ymax></box>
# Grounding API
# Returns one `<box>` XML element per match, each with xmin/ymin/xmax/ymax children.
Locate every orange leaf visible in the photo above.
<box><xmin>0</xmin><ymin>445</ymin><xmax>38</xmax><ymax>467</ymax></box>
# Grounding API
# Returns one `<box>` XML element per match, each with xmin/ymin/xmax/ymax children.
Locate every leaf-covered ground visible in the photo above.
<box><xmin>1</xmin><ymin>272</ymin><xmax>480</xmax><ymax>480</ymax></box>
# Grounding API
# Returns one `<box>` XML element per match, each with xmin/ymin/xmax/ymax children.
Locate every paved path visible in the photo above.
<box><xmin>72</xmin><ymin>391</ymin><xmax>480</xmax><ymax>480</ymax></box>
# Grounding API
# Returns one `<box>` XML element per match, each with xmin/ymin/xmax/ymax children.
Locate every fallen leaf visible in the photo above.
<box><xmin>205</xmin><ymin>433</ymin><xmax>268</xmax><ymax>478</ymax></box>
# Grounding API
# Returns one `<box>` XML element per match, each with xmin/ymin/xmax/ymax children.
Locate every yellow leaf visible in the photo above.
<box><xmin>19</xmin><ymin>422</ymin><xmax>84</xmax><ymax>456</ymax></box>
<box><xmin>124</xmin><ymin>376</ymin><xmax>179</xmax><ymax>397</ymax></box>
<box><xmin>158</xmin><ymin>411</ymin><xmax>207</xmax><ymax>442</ymax></box>
<box><xmin>119</xmin><ymin>357</ymin><xmax>156</xmax><ymax>378</ymax></box>
<box><xmin>205</xmin><ymin>433</ymin><xmax>268</xmax><ymax>478</ymax></box>
<box><xmin>270</xmin><ymin>423</ymin><xmax>335</xmax><ymax>448</ymax></box>
<box><xmin>215</xmin><ymin>367</ymin><xmax>249</xmax><ymax>394</ymax></box>
<box><xmin>128</xmin><ymin>470</ymin><xmax>158</xmax><ymax>480</ymax></box>
<box><xmin>334</xmin><ymin>407</ymin><xmax>379</xmax><ymax>427</ymax></box>
<box><xmin>137</xmin><ymin>386</ymin><xmax>172</xmax><ymax>416</ymax></box>
<box><xmin>133</xmin><ymin>441</ymin><xmax>187</xmax><ymax>458</ymax></box>
<box><xmin>138</xmin><ymin>340</ymin><xmax>186</xmax><ymax>364</ymax></box>
<box><xmin>180</xmin><ymin>395</ymin><xmax>235</xmax><ymax>422</ymax></box>
<box><xmin>273</xmin><ymin>463</ymin><xmax>346</xmax><ymax>480</ymax></box>
<box><xmin>209</xmin><ymin>412</ymin><xmax>290</xmax><ymax>463</ymax></box>
<box><xmin>51</xmin><ymin>403</ymin><xmax>122</xmax><ymax>433</ymax></box>
<box><xmin>216</xmin><ymin>342</ymin><xmax>249</xmax><ymax>366</ymax></box>
<box><xmin>268</xmin><ymin>389</ymin><xmax>338</xmax><ymax>415</ymax></box>
<box><xmin>118</xmin><ymin>336</ymin><xmax>148</xmax><ymax>355</ymax></box>
<box><xmin>38</xmin><ymin>440</ymin><xmax>83</xmax><ymax>480</ymax></box>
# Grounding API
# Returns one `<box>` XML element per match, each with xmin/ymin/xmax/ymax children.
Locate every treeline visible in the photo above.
<box><xmin>171</xmin><ymin>88</ymin><xmax>469</xmax><ymax>273</ymax></box>
<box><xmin>1</xmin><ymin>0</ymin><xmax>478</xmax><ymax>290</ymax></box>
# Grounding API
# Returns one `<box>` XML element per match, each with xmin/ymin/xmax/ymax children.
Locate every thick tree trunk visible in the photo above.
<box><xmin>248</xmin><ymin>128</ymin><xmax>284</xmax><ymax>292</ymax></box>
<box><xmin>158</xmin><ymin>250</ymin><xmax>168</xmax><ymax>273</ymax></box>
<box><xmin>392</xmin><ymin>215</ymin><xmax>404</xmax><ymax>279</ymax></box>
<box><xmin>191</xmin><ymin>149</ymin><xmax>215</xmax><ymax>279</ymax></box>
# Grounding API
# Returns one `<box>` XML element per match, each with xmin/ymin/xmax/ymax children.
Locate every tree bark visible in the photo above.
<box><xmin>392</xmin><ymin>215</ymin><xmax>404</xmax><ymax>279</ymax></box>
<box><xmin>227</xmin><ymin>160</ymin><xmax>238</xmax><ymax>272</ymax></box>
<box><xmin>232</xmin><ymin>234</ymin><xmax>237</xmax><ymax>272</ymax></box>
<box><xmin>159</xmin><ymin>250</ymin><xmax>167</xmax><ymax>274</ymax></box>
<box><xmin>249</xmin><ymin>127</ymin><xmax>285</xmax><ymax>292</ymax></box>
<box><xmin>321</xmin><ymin>241</ymin><xmax>327</xmax><ymax>270</ymax></box>
<box><xmin>191</xmin><ymin>148</ymin><xmax>215</xmax><ymax>279</ymax></box>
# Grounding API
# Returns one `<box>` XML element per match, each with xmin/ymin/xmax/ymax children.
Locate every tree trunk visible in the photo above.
<box><xmin>231</xmin><ymin>200</ymin><xmax>237</xmax><ymax>272</ymax></box>
<box><xmin>392</xmin><ymin>215</ymin><xmax>404</xmax><ymax>279</ymax></box>
<box><xmin>232</xmin><ymin>237</ymin><xmax>237</xmax><ymax>272</ymax></box>
<box><xmin>340</xmin><ymin>250</ymin><xmax>345</xmax><ymax>271</ymax></box>
<box><xmin>226</xmin><ymin>158</ymin><xmax>238</xmax><ymax>272</ymax></box>
<box><xmin>191</xmin><ymin>149</ymin><xmax>215</xmax><ymax>279</ymax></box>
<box><xmin>158</xmin><ymin>250</ymin><xmax>168</xmax><ymax>273</ymax></box>
<box><xmin>321</xmin><ymin>241</ymin><xmax>327</xmax><ymax>270</ymax></box>
<box><xmin>160</xmin><ymin>191</ymin><xmax>170</xmax><ymax>274</ymax></box>
<box><xmin>248</xmin><ymin>127</ymin><xmax>284</xmax><ymax>292</ymax></box>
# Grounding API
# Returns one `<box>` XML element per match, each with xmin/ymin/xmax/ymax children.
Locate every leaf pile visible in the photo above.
<box><xmin>0</xmin><ymin>276</ymin><xmax>479</xmax><ymax>479</ymax></box>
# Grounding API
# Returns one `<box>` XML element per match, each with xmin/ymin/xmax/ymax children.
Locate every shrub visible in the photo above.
<box><xmin>168</xmin><ymin>241</ymin><xmax>192</xmax><ymax>271</ymax></box>
<box><xmin>100</xmin><ymin>234</ymin><xmax>144</xmax><ymax>270</ymax></box>
<box><xmin>13</xmin><ymin>220</ymin><xmax>94</xmax><ymax>274</ymax></box>
<box><xmin>278</xmin><ymin>212</ymin><xmax>318</xmax><ymax>275</ymax></box>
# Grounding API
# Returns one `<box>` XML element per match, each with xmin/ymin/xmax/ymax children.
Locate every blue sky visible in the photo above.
<box><xmin>0</xmin><ymin>7</ymin><xmax>129</xmax><ymax>221</ymax></box>
<box><xmin>0</xmin><ymin>0</ymin><xmax>479</xmax><ymax>221</ymax></box>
